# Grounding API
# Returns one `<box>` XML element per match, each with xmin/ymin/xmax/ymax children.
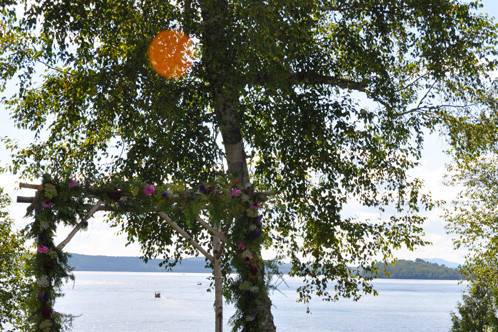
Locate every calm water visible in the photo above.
<box><xmin>57</xmin><ymin>272</ymin><xmax>465</xmax><ymax>332</ymax></box>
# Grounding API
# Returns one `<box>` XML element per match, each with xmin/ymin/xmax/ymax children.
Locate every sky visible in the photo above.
<box><xmin>1</xmin><ymin>1</ymin><xmax>497</xmax><ymax>263</ymax></box>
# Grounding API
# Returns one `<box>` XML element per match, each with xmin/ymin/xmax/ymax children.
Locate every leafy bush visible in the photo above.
<box><xmin>451</xmin><ymin>282</ymin><xmax>498</xmax><ymax>332</ymax></box>
<box><xmin>0</xmin><ymin>187</ymin><xmax>31</xmax><ymax>331</ymax></box>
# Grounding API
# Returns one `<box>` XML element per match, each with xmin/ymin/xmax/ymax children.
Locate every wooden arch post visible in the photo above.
<box><xmin>158</xmin><ymin>212</ymin><xmax>225</xmax><ymax>332</ymax></box>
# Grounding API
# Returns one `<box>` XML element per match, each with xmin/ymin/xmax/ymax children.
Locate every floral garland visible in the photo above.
<box><xmin>25</xmin><ymin>174</ymin><xmax>269</xmax><ymax>331</ymax></box>
<box><xmin>27</xmin><ymin>178</ymin><xmax>77</xmax><ymax>332</ymax></box>
<box><xmin>227</xmin><ymin>186</ymin><xmax>269</xmax><ymax>331</ymax></box>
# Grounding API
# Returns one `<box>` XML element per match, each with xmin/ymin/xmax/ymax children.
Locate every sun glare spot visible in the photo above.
<box><xmin>147</xmin><ymin>30</ymin><xmax>193</xmax><ymax>79</ymax></box>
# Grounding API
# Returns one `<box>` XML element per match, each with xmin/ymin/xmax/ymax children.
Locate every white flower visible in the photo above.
<box><xmin>37</xmin><ymin>275</ymin><xmax>50</xmax><ymax>288</ymax></box>
<box><xmin>249</xmin><ymin>286</ymin><xmax>259</xmax><ymax>293</ymax></box>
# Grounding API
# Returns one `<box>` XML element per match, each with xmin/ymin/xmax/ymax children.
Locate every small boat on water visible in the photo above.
<box><xmin>197</xmin><ymin>282</ymin><xmax>202</xmax><ymax>286</ymax></box>
<box><xmin>154</xmin><ymin>291</ymin><xmax>161</xmax><ymax>298</ymax></box>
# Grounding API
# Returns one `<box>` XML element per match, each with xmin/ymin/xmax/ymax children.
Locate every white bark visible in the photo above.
<box><xmin>158</xmin><ymin>212</ymin><xmax>215</xmax><ymax>262</ymax></box>
<box><xmin>57</xmin><ymin>201</ymin><xmax>103</xmax><ymax>250</ymax></box>
<box><xmin>213</xmin><ymin>228</ymin><xmax>223</xmax><ymax>332</ymax></box>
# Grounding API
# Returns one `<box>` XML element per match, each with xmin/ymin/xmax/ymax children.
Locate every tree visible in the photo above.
<box><xmin>1</xmin><ymin>1</ymin><xmax>497</xmax><ymax>331</ymax></box>
<box><xmin>0</xmin><ymin>187</ymin><xmax>31</xmax><ymax>331</ymax></box>
<box><xmin>446</xmin><ymin>152</ymin><xmax>498</xmax><ymax>291</ymax></box>
<box><xmin>445</xmin><ymin>151</ymin><xmax>498</xmax><ymax>331</ymax></box>
<box><xmin>444</xmin><ymin>109</ymin><xmax>497</xmax><ymax>331</ymax></box>
<box><xmin>451</xmin><ymin>282</ymin><xmax>498</xmax><ymax>332</ymax></box>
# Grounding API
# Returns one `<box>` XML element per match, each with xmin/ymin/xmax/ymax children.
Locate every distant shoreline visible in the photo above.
<box><xmin>69</xmin><ymin>254</ymin><xmax>462</xmax><ymax>280</ymax></box>
<box><xmin>71</xmin><ymin>270</ymin><xmax>465</xmax><ymax>282</ymax></box>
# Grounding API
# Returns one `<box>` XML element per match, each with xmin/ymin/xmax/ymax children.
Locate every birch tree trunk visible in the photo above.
<box><xmin>199</xmin><ymin>1</ymin><xmax>276</xmax><ymax>330</ymax></box>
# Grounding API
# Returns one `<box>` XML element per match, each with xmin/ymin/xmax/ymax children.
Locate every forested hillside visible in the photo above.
<box><xmin>69</xmin><ymin>254</ymin><xmax>461</xmax><ymax>280</ymax></box>
<box><xmin>371</xmin><ymin>259</ymin><xmax>462</xmax><ymax>280</ymax></box>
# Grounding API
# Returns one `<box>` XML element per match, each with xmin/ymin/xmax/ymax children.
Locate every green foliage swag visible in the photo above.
<box><xmin>27</xmin><ymin>177</ymin><xmax>81</xmax><ymax>332</ymax></box>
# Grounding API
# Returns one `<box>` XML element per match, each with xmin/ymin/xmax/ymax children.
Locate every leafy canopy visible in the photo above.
<box><xmin>1</xmin><ymin>0</ymin><xmax>497</xmax><ymax>304</ymax></box>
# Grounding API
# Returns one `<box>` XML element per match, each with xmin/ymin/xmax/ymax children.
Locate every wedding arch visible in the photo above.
<box><xmin>17</xmin><ymin>175</ymin><xmax>270</xmax><ymax>332</ymax></box>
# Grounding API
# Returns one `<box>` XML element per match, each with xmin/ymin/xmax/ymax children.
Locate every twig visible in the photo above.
<box><xmin>252</xmin><ymin>71</ymin><xmax>368</xmax><ymax>92</ymax></box>
<box><xmin>158</xmin><ymin>211</ymin><xmax>214</xmax><ymax>262</ymax></box>
<box><xmin>414</xmin><ymin>80</ymin><xmax>437</xmax><ymax>110</ymax></box>
<box><xmin>396</xmin><ymin>103</ymin><xmax>479</xmax><ymax>117</ymax></box>
<box><xmin>197</xmin><ymin>217</ymin><xmax>226</xmax><ymax>242</ymax></box>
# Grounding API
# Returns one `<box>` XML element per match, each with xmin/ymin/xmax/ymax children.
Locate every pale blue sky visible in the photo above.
<box><xmin>1</xmin><ymin>2</ymin><xmax>497</xmax><ymax>261</ymax></box>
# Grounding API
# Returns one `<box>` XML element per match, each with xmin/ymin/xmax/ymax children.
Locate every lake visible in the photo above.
<box><xmin>56</xmin><ymin>272</ymin><xmax>465</xmax><ymax>332</ymax></box>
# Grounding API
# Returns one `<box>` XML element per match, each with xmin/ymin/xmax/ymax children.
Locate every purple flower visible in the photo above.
<box><xmin>42</xmin><ymin>200</ymin><xmax>54</xmax><ymax>209</ymax></box>
<box><xmin>143</xmin><ymin>184</ymin><xmax>156</xmax><ymax>197</ymax></box>
<box><xmin>230</xmin><ymin>188</ymin><xmax>242</xmax><ymax>198</ymax></box>
<box><xmin>37</xmin><ymin>245</ymin><xmax>49</xmax><ymax>254</ymax></box>
<box><xmin>108</xmin><ymin>189</ymin><xmax>123</xmax><ymax>201</ymax></box>
<box><xmin>37</xmin><ymin>290</ymin><xmax>49</xmax><ymax>302</ymax></box>
<box><xmin>68</xmin><ymin>179</ymin><xmax>78</xmax><ymax>189</ymax></box>
<box><xmin>250</xmin><ymin>202</ymin><xmax>259</xmax><ymax>209</ymax></box>
<box><xmin>198</xmin><ymin>184</ymin><xmax>207</xmax><ymax>194</ymax></box>
<box><xmin>247</xmin><ymin>229</ymin><xmax>262</xmax><ymax>241</ymax></box>
<box><xmin>255</xmin><ymin>215</ymin><xmax>263</xmax><ymax>223</ymax></box>
<box><xmin>40</xmin><ymin>306</ymin><xmax>52</xmax><ymax>318</ymax></box>
<box><xmin>161</xmin><ymin>191</ymin><xmax>169</xmax><ymax>198</ymax></box>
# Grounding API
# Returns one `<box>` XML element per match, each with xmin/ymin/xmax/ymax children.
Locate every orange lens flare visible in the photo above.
<box><xmin>148</xmin><ymin>30</ymin><xmax>193</xmax><ymax>79</ymax></box>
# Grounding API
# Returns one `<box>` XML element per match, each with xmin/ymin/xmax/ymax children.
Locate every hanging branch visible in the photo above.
<box><xmin>158</xmin><ymin>211</ymin><xmax>214</xmax><ymax>262</ymax></box>
<box><xmin>57</xmin><ymin>200</ymin><xmax>104</xmax><ymax>250</ymax></box>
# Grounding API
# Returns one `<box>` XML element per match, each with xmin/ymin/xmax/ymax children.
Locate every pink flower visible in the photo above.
<box><xmin>37</xmin><ymin>245</ymin><xmax>49</xmax><ymax>254</ymax></box>
<box><xmin>143</xmin><ymin>184</ymin><xmax>156</xmax><ymax>196</ymax></box>
<box><xmin>42</xmin><ymin>200</ymin><xmax>54</xmax><ymax>209</ymax></box>
<box><xmin>237</xmin><ymin>241</ymin><xmax>247</xmax><ymax>251</ymax></box>
<box><xmin>250</xmin><ymin>202</ymin><xmax>259</xmax><ymax>209</ymax></box>
<box><xmin>230</xmin><ymin>188</ymin><xmax>242</xmax><ymax>198</ymax></box>
<box><xmin>68</xmin><ymin>179</ymin><xmax>79</xmax><ymax>189</ymax></box>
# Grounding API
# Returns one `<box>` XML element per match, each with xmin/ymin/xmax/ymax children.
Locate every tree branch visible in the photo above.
<box><xmin>289</xmin><ymin>72</ymin><xmax>368</xmax><ymax>91</ymax></box>
<box><xmin>57</xmin><ymin>201</ymin><xmax>103</xmax><ymax>250</ymax></box>
<box><xmin>251</xmin><ymin>71</ymin><xmax>368</xmax><ymax>92</ymax></box>
<box><xmin>158</xmin><ymin>211</ymin><xmax>214</xmax><ymax>262</ymax></box>
<box><xmin>197</xmin><ymin>217</ymin><xmax>226</xmax><ymax>242</ymax></box>
<box><xmin>396</xmin><ymin>72</ymin><xmax>429</xmax><ymax>92</ymax></box>
<box><xmin>397</xmin><ymin>103</ymin><xmax>480</xmax><ymax>117</ymax></box>
<box><xmin>414</xmin><ymin>80</ymin><xmax>437</xmax><ymax>110</ymax></box>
